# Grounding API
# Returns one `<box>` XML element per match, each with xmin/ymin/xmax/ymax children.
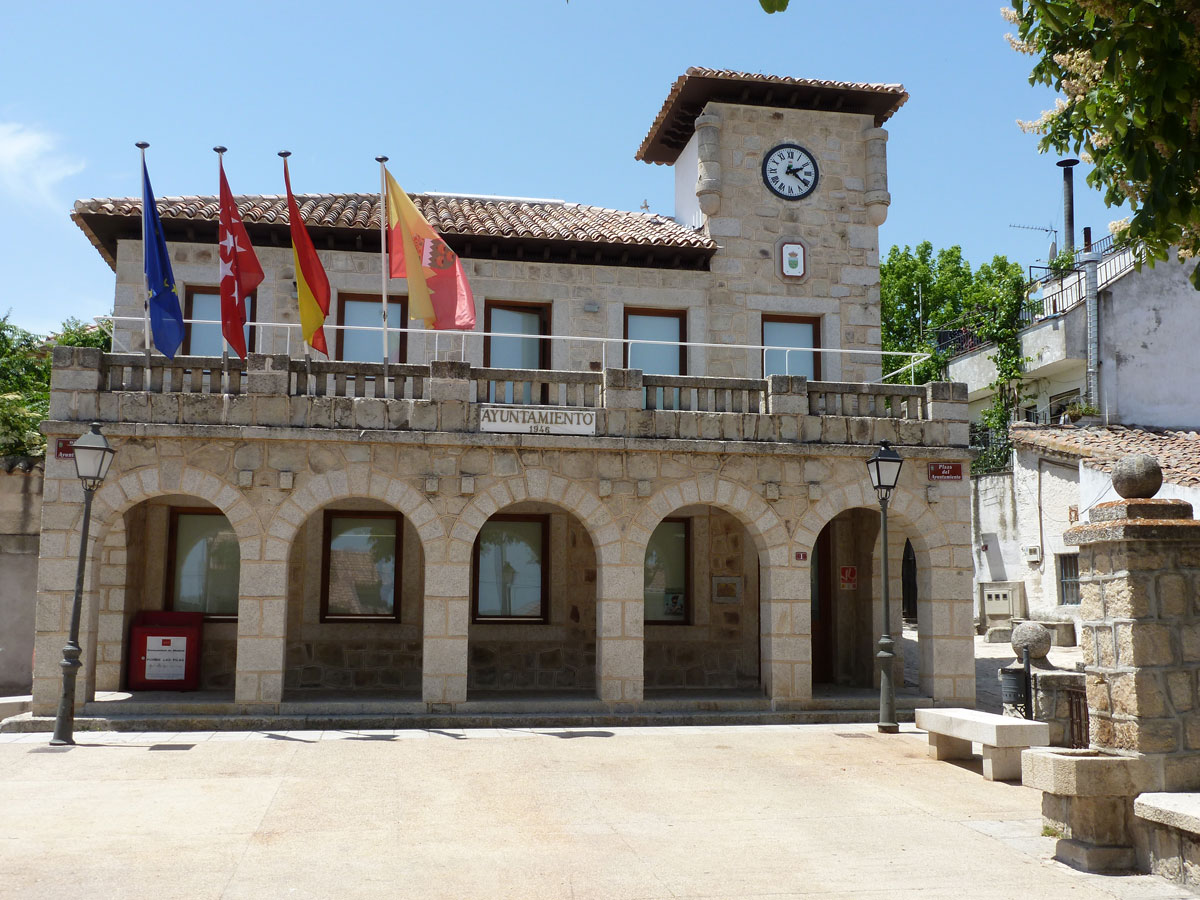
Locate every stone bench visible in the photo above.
<box><xmin>915</xmin><ymin>707</ymin><xmax>1050</xmax><ymax>781</ymax></box>
<box><xmin>1134</xmin><ymin>793</ymin><xmax>1200</xmax><ymax>886</ymax></box>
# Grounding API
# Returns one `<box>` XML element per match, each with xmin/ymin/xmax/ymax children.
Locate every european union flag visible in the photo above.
<box><xmin>142</xmin><ymin>161</ymin><xmax>184</xmax><ymax>359</ymax></box>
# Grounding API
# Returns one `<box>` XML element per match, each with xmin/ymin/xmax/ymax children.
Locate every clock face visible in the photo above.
<box><xmin>762</xmin><ymin>144</ymin><xmax>819</xmax><ymax>200</ymax></box>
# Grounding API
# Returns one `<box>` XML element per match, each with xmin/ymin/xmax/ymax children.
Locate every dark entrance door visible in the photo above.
<box><xmin>902</xmin><ymin>539</ymin><xmax>917</xmax><ymax>622</ymax></box>
<box><xmin>812</xmin><ymin>525</ymin><xmax>834</xmax><ymax>683</ymax></box>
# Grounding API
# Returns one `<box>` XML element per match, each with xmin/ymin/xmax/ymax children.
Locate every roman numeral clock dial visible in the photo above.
<box><xmin>762</xmin><ymin>144</ymin><xmax>819</xmax><ymax>200</ymax></box>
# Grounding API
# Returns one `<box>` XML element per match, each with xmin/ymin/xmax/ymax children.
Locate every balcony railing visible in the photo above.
<box><xmin>97</xmin><ymin>316</ymin><xmax>931</xmax><ymax>384</ymax></box>
<box><xmin>50</xmin><ymin>347</ymin><xmax>970</xmax><ymax>448</ymax></box>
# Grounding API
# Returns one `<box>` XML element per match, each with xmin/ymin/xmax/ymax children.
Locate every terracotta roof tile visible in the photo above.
<box><xmin>72</xmin><ymin>192</ymin><xmax>715</xmax><ymax>262</ymax></box>
<box><xmin>1011</xmin><ymin>423</ymin><xmax>1200</xmax><ymax>487</ymax></box>
<box><xmin>637</xmin><ymin>66</ymin><xmax>908</xmax><ymax>164</ymax></box>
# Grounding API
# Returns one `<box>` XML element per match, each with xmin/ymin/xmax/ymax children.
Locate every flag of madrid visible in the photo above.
<box><xmin>218</xmin><ymin>160</ymin><xmax>264</xmax><ymax>358</ymax></box>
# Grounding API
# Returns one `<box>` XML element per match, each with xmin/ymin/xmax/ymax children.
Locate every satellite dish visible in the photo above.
<box><xmin>1048</xmin><ymin>239</ymin><xmax>1057</xmax><ymax>261</ymax></box>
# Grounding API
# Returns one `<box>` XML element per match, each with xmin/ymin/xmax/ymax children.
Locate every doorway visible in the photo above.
<box><xmin>902</xmin><ymin>539</ymin><xmax>917</xmax><ymax>622</ymax></box>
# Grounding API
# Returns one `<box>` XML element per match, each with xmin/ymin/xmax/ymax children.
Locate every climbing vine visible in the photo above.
<box><xmin>969</xmin><ymin>259</ymin><xmax>1030</xmax><ymax>473</ymax></box>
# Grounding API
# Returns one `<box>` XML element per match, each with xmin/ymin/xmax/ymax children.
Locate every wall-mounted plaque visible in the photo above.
<box><xmin>780</xmin><ymin>242</ymin><xmax>807</xmax><ymax>279</ymax></box>
<box><xmin>479</xmin><ymin>405</ymin><xmax>597</xmax><ymax>435</ymax></box>
<box><xmin>712</xmin><ymin>576</ymin><xmax>743</xmax><ymax>605</ymax></box>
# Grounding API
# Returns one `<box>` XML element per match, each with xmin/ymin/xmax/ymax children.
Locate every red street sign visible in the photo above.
<box><xmin>840</xmin><ymin>566</ymin><xmax>857</xmax><ymax>590</ymax></box>
<box><xmin>55</xmin><ymin>438</ymin><xmax>75</xmax><ymax>460</ymax></box>
<box><xmin>794</xmin><ymin>550</ymin><xmax>808</xmax><ymax>562</ymax></box>
<box><xmin>927</xmin><ymin>462</ymin><xmax>963</xmax><ymax>481</ymax></box>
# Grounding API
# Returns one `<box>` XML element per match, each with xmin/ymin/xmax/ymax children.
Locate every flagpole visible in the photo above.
<box><xmin>136</xmin><ymin>141</ymin><xmax>152</xmax><ymax>368</ymax></box>
<box><xmin>214</xmin><ymin>146</ymin><xmax>230</xmax><ymax>391</ymax></box>
<box><xmin>278</xmin><ymin>149</ymin><xmax>307</xmax><ymax>361</ymax></box>
<box><xmin>376</xmin><ymin>156</ymin><xmax>390</xmax><ymax>373</ymax></box>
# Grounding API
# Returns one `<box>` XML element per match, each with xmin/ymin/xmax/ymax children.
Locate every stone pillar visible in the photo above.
<box><xmin>765</xmin><ymin>374</ymin><xmax>808</xmax><ymax>415</ymax></box>
<box><xmin>421</xmin><ymin>544</ymin><xmax>469</xmax><ymax>708</ymax></box>
<box><xmin>1023</xmin><ymin>455</ymin><xmax>1200</xmax><ymax>872</ymax></box>
<box><xmin>429</xmin><ymin>360</ymin><xmax>471</xmax><ymax>432</ymax></box>
<box><xmin>1071</xmin><ymin>497</ymin><xmax>1200</xmax><ymax>788</ymax></box>
<box><xmin>924</xmin><ymin>382</ymin><xmax>969</xmax><ymax>448</ymax></box>
<box><xmin>233</xmin><ymin>560</ymin><xmax>288</xmax><ymax>707</ymax></box>
<box><xmin>761</xmin><ymin>564</ymin><xmax>812</xmax><ymax>705</ymax></box>
<box><xmin>601</xmin><ymin>368</ymin><xmax>643</xmax><ymax>438</ymax></box>
<box><xmin>595</xmin><ymin>556</ymin><xmax>643</xmax><ymax>704</ymax></box>
<box><xmin>48</xmin><ymin>345</ymin><xmax>103</xmax><ymax>423</ymax></box>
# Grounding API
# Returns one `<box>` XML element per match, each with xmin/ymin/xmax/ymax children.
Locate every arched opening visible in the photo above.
<box><xmin>642</xmin><ymin>506</ymin><xmax>761</xmax><ymax>694</ymax></box>
<box><xmin>811</xmin><ymin>505</ymin><xmax>934</xmax><ymax>703</ymax></box>
<box><xmin>467</xmin><ymin>502</ymin><xmax>597</xmax><ymax>695</ymax></box>
<box><xmin>284</xmin><ymin>498</ymin><xmax>424</xmax><ymax>697</ymax></box>
<box><xmin>811</xmin><ymin>509</ymin><xmax>880</xmax><ymax>689</ymax></box>
<box><xmin>902</xmin><ymin>539</ymin><xmax>918</xmax><ymax>622</ymax></box>
<box><xmin>93</xmin><ymin>495</ymin><xmax>241</xmax><ymax>698</ymax></box>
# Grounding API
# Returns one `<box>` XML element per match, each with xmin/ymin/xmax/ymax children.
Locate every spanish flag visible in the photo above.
<box><xmin>384</xmin><ymin>169</ymin><xmax>475</xmax><ymax>330</ymax></box>
<box><xmin>282</xmin><ymin>157</ymin><xmax>330</xmax><ymax>354</ymax></box>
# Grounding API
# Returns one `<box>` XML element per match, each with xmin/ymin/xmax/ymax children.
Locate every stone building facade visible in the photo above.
<box><xmin>27</xmin><ymin>69</ymin><xmax>976</xmax><ymax>723</ymax></box>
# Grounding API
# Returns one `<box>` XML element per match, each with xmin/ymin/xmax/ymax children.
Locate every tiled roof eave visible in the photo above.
<box><xmin>636</xmin><ymin>67</ymin><xmax>908</xmax><ymax>165</ymax></box>
<box><xmin>71</xmin><ymin>193</ymin><xmax>717</xmax><ymax>272</ymax></box>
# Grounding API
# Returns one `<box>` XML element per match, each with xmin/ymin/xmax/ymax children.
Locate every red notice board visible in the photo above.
<box><xmin>128</xmin><ymin>611</ymin><xmax>204</xmax><ymax>691</ymax></box>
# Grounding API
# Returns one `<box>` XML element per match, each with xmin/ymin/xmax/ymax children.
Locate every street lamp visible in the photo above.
<box><xmin>50</xmin><ymin>423</ymin><xmax>115</xmax><ymax>746</ymax></box>
<box><xmin>866</xmin><ymin>440</ymin><xmax>903</xmax><ymax>735</ymax></box>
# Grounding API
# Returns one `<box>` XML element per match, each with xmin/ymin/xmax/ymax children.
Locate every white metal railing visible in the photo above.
<box><xmin>98</xmin><ymin>316</ymin><xmax>932</xmax><ymax>383</ymax></box>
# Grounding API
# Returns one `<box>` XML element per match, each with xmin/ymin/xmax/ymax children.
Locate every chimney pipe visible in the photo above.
<box><xmin>1058</xmin><ymin>158</ymin><xmax>1080</xmax><ymax>254</ymax></box>
<box><xmin>1083</xmin><ymin>226</ymin><xmax>1092</xmax><ymax>252</ymax></box>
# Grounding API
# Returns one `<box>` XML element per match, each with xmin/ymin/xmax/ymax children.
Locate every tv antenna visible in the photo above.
<box><xmin>1010</xmin><ymin>222</ymin><xmax>1059</xmax><ymax>261</ymax></box>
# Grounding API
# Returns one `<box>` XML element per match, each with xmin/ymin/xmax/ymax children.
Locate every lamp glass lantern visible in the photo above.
<box><xmin>866</xmin><ymin>440</ymin><xmax>904</xmax><ymax>501</ymax></box>
<box><xmin>72</xmin><ymin>423</ymin><xmax>115</xmax><ymax>491</ymax></box>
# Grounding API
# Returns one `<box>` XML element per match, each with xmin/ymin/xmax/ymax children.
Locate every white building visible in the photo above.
<box><xmin>949</xmin><ymin>239</ymin><xmax>1200</xmax><ymax>628</ymax></box>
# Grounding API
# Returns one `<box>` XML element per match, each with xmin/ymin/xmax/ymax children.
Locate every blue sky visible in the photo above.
<box><xmin>0</xmin><ymin>1</ymin><xmax>1114</xmax><ymax>335</ymax></box>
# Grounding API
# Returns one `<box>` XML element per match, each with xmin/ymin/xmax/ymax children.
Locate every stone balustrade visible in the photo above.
<box><xmin>48</xmin><ymin>346</ymin><xmax>969</xmax><ymax>448</ymax></box>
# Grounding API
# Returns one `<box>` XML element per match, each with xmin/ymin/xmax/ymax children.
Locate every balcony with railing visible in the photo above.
<box><xmin>47</xmin><ymin>336</ymin><xmax>968</xmax><ymax>450</ymax></box>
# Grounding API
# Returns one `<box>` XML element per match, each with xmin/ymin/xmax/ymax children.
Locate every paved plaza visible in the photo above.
<box><xmin>0</xmin><ymin>719</ymin><xmax>1192</xmax><ymax>900</ymax></box>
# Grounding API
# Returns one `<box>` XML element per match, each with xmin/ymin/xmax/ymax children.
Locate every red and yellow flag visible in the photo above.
<box><xmin>384</xmin><ymin>169</ymin><xmax>475</xmax><ymax>330</ymax></box>
<box><xmin>283</xmin><ymin>158</ymin><xmax>331</xmax><ymax>354</ymax></box>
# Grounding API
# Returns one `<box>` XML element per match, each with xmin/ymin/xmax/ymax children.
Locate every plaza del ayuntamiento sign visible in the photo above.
<box><xmin>479</xmin><ymin>405</ymin><xmax>597</xmax><ymax>436</ymax></box>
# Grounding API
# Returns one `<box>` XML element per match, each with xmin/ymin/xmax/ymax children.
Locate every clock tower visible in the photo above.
<box><xmin>637</xmin><ymin>68</ymin><xmax>907</xmax><ymax>384</ymax></box>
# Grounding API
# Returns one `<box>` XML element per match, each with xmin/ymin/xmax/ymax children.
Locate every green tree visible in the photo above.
<box><xmin>880</xmin><ymin>242</ymin><xmax>981</xmax><ymax>383</ymax></box>
<box><xmin>881</xmin><ymin>247</ymin><xmax>1027</xmax><ymax>470</ymax></box>
<box><xmin>1008</xmin><ymin>0</ymin><xmax>1200</xmax><ymax>286</ymax></box>
<box><xmin>0</xmin><ymin>316</ymin><xmax>110</xmax><ymax>458</ymax></box>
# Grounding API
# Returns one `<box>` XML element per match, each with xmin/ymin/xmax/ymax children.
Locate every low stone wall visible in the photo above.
<box><xmin>286</xmin><ymin>639</ymin><xmax>422</xmax><ymax>692</ymax></box>
<box><xmin>0</xmin><ymin>460</ymin><xmax>42</xmax><ymax>694</ymax></box>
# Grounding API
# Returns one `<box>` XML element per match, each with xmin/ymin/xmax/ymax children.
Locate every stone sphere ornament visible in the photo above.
<box><xmin>1011</xmin><ymin>621</ymin><xmax>1052</xmax><ymax>660</ymax></box>
<box><xmin>1111</xmin><ymin>454</ymin><xmax>1163</xmax><ymax>500</ymax></box>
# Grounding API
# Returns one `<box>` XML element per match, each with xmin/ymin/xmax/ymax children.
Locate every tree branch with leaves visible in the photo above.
<box><xmin>1008</xmin><ymin>0</ymin><xmax>1200</xmax><ymax>286</ymax></box>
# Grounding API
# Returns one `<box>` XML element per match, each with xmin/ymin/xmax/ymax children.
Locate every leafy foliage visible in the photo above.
<box><xmin>1008</xmin><ymin>0</ymin><xmax>1200</xmax><ymax>286</ymax></box>
<box><xmin>881</xmin><ymin>244</ymin><xmax>1027</xmax><ymax>472</ymax></box>
<box><xmin>759</xmin><ymin>0</ymin><xmax>790</xmax><ymax>10</ymax></box>
<box><xmin>0</xmin><ymin>316</ymin><xmax>110</xmax><ymax>458</ymax></box>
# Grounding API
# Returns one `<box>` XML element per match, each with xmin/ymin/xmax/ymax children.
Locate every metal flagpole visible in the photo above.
<box><xmin>136</xmin><ymin>141</ymin><xmax>152</xmax><ymax>369</ymax></box>
<box><xmin>278</xmin><ymin>149</ymin><xmax>307</xmax><ymax>367</ymax></box>
<box><xmin>376</xmin><ymin>156</ymin><xmax>390</xmax><ymax>374</ymax></box>
<box><xmin>215</xmin><ymin>146</ymin><xmax>230</xmax><ymax>392</ymax></box>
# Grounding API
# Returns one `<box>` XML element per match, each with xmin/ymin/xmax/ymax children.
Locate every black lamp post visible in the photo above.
<box><xmin>866</xmin><ymin>440</ymin><xmax>903</xmax><ymax>734</ymax></box>
<box><xmin>50</xmin><ymin>423</ymin><xmax>115</xmax><ymax>746</ymax></box>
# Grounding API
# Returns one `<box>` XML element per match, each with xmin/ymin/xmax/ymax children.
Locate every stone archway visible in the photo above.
<box><xmin>794</xmin><ymin>482</ymin><xmax>973</xmax><ymax>705</ymax></box>
<box><xmin>628</xmin><ymin>476</ymin><xmax>803</xmax><ymax>705</ymax></box>
<box><xmin>436</xmin><ymin>469</ymin><xmax>618</xmax><ymax>705</ymax></box>
<box><xmin>31</xmin><ymin>462</ymin><xmax>262</xmax><ymax>716</ymax></box>
<box><xmin>258</xmin><ymin>465</ymin><xmax>446</xmax><ymax>704</ymax></box>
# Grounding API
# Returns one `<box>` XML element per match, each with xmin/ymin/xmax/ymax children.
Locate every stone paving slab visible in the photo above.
<box><xmin>0</xmin><ymin>722</ymin><xmax>1194</xmax><ymax>899</ymax></box>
